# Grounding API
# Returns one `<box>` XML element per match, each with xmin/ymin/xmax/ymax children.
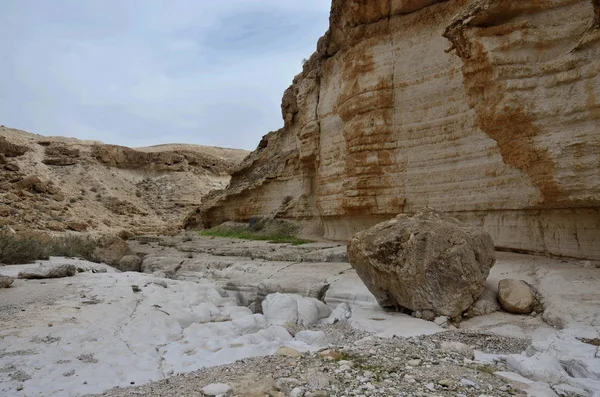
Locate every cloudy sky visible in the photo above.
<box><xmin>0</xmin><ymin>1</ymin><xmax>330</xmax><ymax>150</ymax></box>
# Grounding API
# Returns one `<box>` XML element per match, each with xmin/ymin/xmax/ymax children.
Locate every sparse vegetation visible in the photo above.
<box><xmin>200</xmin><ymin>218</ymin><xmax>313</xmax><ymax>245</ymax></box>
<box><xmin>199</xmin><ymin>229</ymin><xmax>312</xmax><ymax>246</ymax></box>
<box><xmin>0</xmin><ymin>232</ymin><xmax>99</xmax><ymax>264</ymax></box>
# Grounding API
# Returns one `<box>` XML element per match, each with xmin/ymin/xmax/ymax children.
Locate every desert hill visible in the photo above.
<box><xmin>0</xmin><ymin>125</ymin><xmax>248</xmax><ymax>235</ymax></box>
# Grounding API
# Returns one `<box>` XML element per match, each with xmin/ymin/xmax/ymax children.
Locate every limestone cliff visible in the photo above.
<box><xmin>189</xmin><ymin>0</ymin><xmax>600</xmax><ymax>260</ymax></box>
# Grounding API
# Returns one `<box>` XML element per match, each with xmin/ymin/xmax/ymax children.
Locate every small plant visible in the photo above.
<box><xmin>476</xmin><ymin>364</ymin><xmax>496</xmax><ymax>375</ymax></box>
<box><xmin>131</xmin><ymin>285</ymin><xmax>141</xmax><ymax>293</ymax></box>
<box><xmin>198</xmin><ymin>229</ymin><xmax>312</xmax><ymax>246</ymax></box>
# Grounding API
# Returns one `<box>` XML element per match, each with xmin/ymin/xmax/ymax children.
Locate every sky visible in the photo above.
<box><xmin>0</xmin><ymin>1</ymin><xmax>331</xmax><ymax>150</ymax></box>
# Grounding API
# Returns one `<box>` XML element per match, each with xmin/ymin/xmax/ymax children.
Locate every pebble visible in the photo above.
<box><xmin>460</xmin><ymin>378</ymin><xmax>479</xmax><ymax>389</ymax></box>
<box><xmin>276</xmin><ymin>347</ymin><xmax>301</xmax><ymax>358</ymax></box>
<box><xmin>202</xmin><ymin>383</ymin><xmax>231</xmax><ymax>396</ymax></box>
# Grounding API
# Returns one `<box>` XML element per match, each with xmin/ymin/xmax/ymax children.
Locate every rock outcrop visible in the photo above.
<box><xmin>0</xmin><ymin>126</ymin><xmax>248</xmax><ymax>235</ymax></box>
<box><xmin>347</xmin><ymin>209</ymin><xmax>495</xmax><ymax>319</ymax></box>
<box><xmin>190</xmin><ymin>0</ymin><xmax>600</xmax><ymax>260</ymax></box>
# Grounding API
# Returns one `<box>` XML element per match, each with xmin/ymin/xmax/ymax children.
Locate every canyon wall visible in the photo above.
<box><xmin>189</xmin><ymin>0</ymin><xmax>600</xmax><ymax>260</ymax></box>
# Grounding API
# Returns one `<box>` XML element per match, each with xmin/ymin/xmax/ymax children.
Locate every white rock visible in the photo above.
<box><xmin>561</xmin><ymin>358</ymin><xmax>600</xmax><ymax>379</ymax></box>
<box><xmin>294</xmin><ymin>330</ymin><xmax>327</xmax><ymax>347</ymax></box>
<box><xmin>324</xmin><ymin>302</ymin><xmax>352</xmax><ymax>324</ymax></box>
<box><xmin>525</xmin><ymin>382</ymin><xmax>560</xmax><ymax>397</ymax></box>
<box><xmin>290</xmin><ymin>387</ymin><xmax>304</xmax><ymax>397</ymax></box>
<box><xmin>434</xmin><ymin>316</ymin><xmax>449</xmax><ymax>327</ymax></box>
<box><xmin>552</xmin><ymin>383</ymin><xmax>589</xmax><ymax>396</ymax></box>
<box><xmin>262</xmin><ymin>293</ymin><xmax>298</xmax><ymax>325</ymax></box>
<box><xmin>460</xmin><ymin>379</ymin><xmax>479</xmax><ymax>389</ymax></box>
<box><xmin>232</xmin><ymin>314</ymin><xmax>261</xmax><ymax>334</ymax></box>
<box><xmin>441</xmin><ymin>341</ymin><xmax>474</xmax><ymax>359</ymax></box>
<box><xmin>494</xmin><ymin>371</ymin><xmax>534</xmax><ymax>385</ymax></box>
<box><xmin>296</xmin><ymin>296</ymin><xmax>331</xmax><ymax>326</ymax></box>
<box><xmin>202</xmin><ymin>383</ymin><xmax>231</xmax><ymax>396</ymax></box>
<box><xmin>506</xmin><ymin>353</ymin><xmax>569</xmax><ymax>384</ymax></box>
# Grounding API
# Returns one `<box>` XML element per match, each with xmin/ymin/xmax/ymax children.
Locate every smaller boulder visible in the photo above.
<box><xmin>201</xmin><ymin>383</ymin><xmax>231</xmax><ymax>396</ymax></box>
<box><xmin>66</xmin><ymin>222</ymin><xmax>88</xmax><ymax>232</ymax></box>
<box><xmin>471</xmin><ymin>285</ymin><xmax>501</xmax><ymax>316</ymax></box>
<box><xmin>94</xmin><ymin>236</ymin><xmax>132</xmax><ymax>267</ymax></box>
<box><xmin>4</xmin><ymin>163</ymin><xmax>19</xmax><ymax>171</ymax></box>
<box><xmin>18</xmin><ymin>264</ymin><xmax>77</xmax><ymax>279</ymax></box>
<box><xmin>118</xmin><ymin>255</ymin><xmax>142</xmax><ymax>272</ymax></box>
<box><xmin>498</xmin><ymin>279</ymin><xmax>536</xmax><ymax>314</ymax></box>
<box><xmin>0</xmin><ymin>275</ymin><xmax>15</xmax><ymax>288</ymax></box>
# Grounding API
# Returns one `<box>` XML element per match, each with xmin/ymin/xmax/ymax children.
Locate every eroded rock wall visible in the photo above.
<box><xmin>194</xmin><ymin>0</ymin><xmax>600</xmax><ymax>260</ymax></box>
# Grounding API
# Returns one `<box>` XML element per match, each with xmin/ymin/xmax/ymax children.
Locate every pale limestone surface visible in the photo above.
<box><xmin>193</xmin><ymin>0</ymin><xmax>600</xmax><ymax>260</ymax></box>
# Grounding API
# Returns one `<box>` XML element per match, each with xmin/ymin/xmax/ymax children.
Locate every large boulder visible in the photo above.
<box><xmin>347</xmin><ymin>209</ymin><xmax>495</xmax><ymax>319</ymax></box>
<box><xmin>118</xmin><ymin>255</ymin><xmax>142</xmax><ymax>272</ymax></box>
<box><xmin>497</xmin><ymin>279</ymin><xmax>537</xmax><ymax>314</ymax></box>
<box><xmin>94</xmin><ymin>236</ymin><xmax>133</xmax><ymax>267</ymax></box>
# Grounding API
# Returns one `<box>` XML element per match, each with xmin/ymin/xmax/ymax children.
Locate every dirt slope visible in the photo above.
<box><xmin>0</xmin><ymin>125</ymin><xmax>248</xmax><ymax>235</ymax></box>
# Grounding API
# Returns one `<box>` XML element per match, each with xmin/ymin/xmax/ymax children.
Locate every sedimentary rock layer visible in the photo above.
<box><xmin>192</xmin><ymin>0</ymin><xmax>600</xmax><ymax>260</ymax></box>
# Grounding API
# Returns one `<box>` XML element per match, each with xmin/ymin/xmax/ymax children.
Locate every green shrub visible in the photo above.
<box><xmin>199</xmin><ymin>229</ymin><xmax>313</xmax><ymax>246</ymax></box>
<box><xmin>0</xmin><ymin>233</ymin><xmax>49</xmax><ymax>264</ymax></box>
<box><xmin>0</xmin><ymin>233</ymin><xmax>100</xmax><ymax>264</ymax></box>
<box><xmin>46</xmin><ymin>236</ymin><xmax>99</xmax><ymax>262</ymax></box>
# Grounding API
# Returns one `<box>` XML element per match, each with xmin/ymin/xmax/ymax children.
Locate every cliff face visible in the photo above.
<box><xmin>191</xmin><ymin>0</ymin><xmax>600</xmax><ymax>260</ymax></box>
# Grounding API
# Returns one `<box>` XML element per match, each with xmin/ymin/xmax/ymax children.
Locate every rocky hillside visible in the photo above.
<box><xmin>0</xmin><ymin>126</ymin><xmax>248</xmax><ymax>235</ymax></box>
<box><xmin>189</xmin><ymin>0</ymin><xmax>600</xmax><ymax>260</ymax></box>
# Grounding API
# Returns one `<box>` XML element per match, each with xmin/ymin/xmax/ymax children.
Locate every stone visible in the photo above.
<box><xmin>275</xmin><ymin>378</ymin><xmax>302</xmax><ymax>394</ymax></box>
<box><xmin>276</xmin><ymin>347</ymin><xmax>301</xmax><ymax>358</ymax></box>
<box><xmin>262</xmin><ymin>293</ymin><xmax>331</xmax><ymax>326</ymax></box>
<box><xmin>552</xmin><ymin>384</ymin><xmax>588</xmax><ymax>397</ymax></box>
<box><xmin>347</xmin><ymin>209</ymin><xmax>495</xmax><ymax>317</ymax></box>
<box><xmin>117</xmin><ymin>255</ymin><xmax>142</xmax><ymax>272</ymax></box>
<box><xmin>46</xmin><ymin>221</ymin><xmax>65</xmax><ymax>232</ymax></box>
<box><xmin>262</xmin><ymin>293</ymin><xmax>299</xmax><ymax>325</ymax></box>
<box><xmin>295</xmin><ymin>330</ymin><xmax>327</xmax><ymax>347</ymax></box>
<box><xmin>4</xmin><ymin>163</ymin><xmax>19</xmax><ymax>171</ymax></box>
<box><xmin>290</xmin><ymin>388</ymin><xmax>304</xmax><ymax>397</ymax></box>
<box><xmin>192</xmin><ymin>0</ymin><xmax>600</xmax><ymax>262</ymax></box>
<box><xmin>323</xmin><ymin>302</ymin><xmax>352</xmax><ymax>324</ymax></box>
<box><xmin>434</xmin><ymin>316</ymin><xmax>449</xmax><ymax>327</ymax></box>
<box><xmin>407</xmin><ymin>359</ymin><xmax>422</xmax><ymax>367</ymax></box>
<box><xmin>471</xmin><ymin>285</ymin><xmax>501</xmax><ymax>316</ymax></box>
<box><xmin>0</xmin><ymin>275</ymin><xmax>15</xmax><ymax>288</ymax></box>
<box><xmin>94</xmin><ymin>236</ymin><xmax>133</xmax><ymax>267</ymax></box>
<box><xmin>17</xmin><ymin>264</ymin><xmax>77</xmax><ymax>279</ymax></box>
<box><xmin>67</xmin><ymin>222</ymin><xmax>88</xmax><ymax>232</ymax></box>
<box><xmin>201</xmin><ymin>383</ymin><xmax>231</xmax><ymax>396</ymax></box>
<box><xmin>438</xmin><ymin>379</ymin><xmax>453</xmax><ymax>387</ymax></box>
<box><xmin>506</xmin><ymin>353</ymin><xmax>569</xmax><ymax>384</ymax></box>
<box><xmin>306</xmin><ymin>370</ymin><xmax>330</xmax><ymax>389</ymax></box>
<box><xmin>441</xmin><ymin>342</ymin><xmax>474</xmax><ymax>359</ymax></box>
<box><xmin>460</xmin><ymin>379</ymin><xmax>479</xmax><ymax>389</ymax></box>
<box><xmin>498</xmin><ymin>279</ymin><xmax>536</xmax><ymax>314</ymax></box>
